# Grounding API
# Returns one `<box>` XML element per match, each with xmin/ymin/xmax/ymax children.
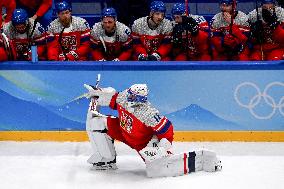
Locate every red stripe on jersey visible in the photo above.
<box><xmin>184</xmin><ymin>153</ymin><xmax>188</xmax><ymax>174</ymax></box>
<box><xmin>153</xmin><ymin>117</ymin><xmax>167</xmax><ymax>132</ymax></box>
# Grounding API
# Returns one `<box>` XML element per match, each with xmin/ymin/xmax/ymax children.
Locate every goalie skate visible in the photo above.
<box><xmin>91</xmin><ymin>159</ymin><xmax>118</xmax><ymax>171</ymax></box>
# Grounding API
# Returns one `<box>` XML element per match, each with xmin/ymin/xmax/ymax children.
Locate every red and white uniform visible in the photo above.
<box><xmin>90</xmin><ymin>21</ymin><xmax>132</xmax><ymax>61</ymax></box>
<box><xmin>0</xmin><ymin>0</ymin><xmax>16</xmax><ymax>28</ymax></box>
<box><xmin>2</xmin><ymin>19</ymin><xmax>46</xmax><ymax>60</ymax></box>
<box><xmin>106</xmin><ymin>90</ymin><xmax>173</xmax><ymax>152</ymax></box>
<box><xmin>17</xmin><ymin>0</ymin><xmax>52</xmax><ymax>18</ymax></box>
<box><xmin>132</xmin><ymin>16</ymin><xmax>173</xmax><ymax>60</ymax></box>
<box><xmin>172</xmin><ymin>15</ymin><xmax>211</xmax><ymax>61</ymax></box>
<box><xmin>0</xmin><ymin>34</ymin><xmax>9</xmax><ymax>61</ymax></box>
<box><xmin>211</xmin><ymin>11</ymin><xmax>250</xmax><ymax>61</ymax></box>
<box><xmin>248</xmin><ymin>6</ymin><xmax>284</xmax><ymax>60</ymax></box>
<box><xmin>47</xmin><ymin>16</ymin><xmax>90</xmax><ymax>61</ymax></box>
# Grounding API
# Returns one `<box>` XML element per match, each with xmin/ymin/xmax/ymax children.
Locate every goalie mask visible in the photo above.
<box><xmin>127</xmin><ymin>84</ymin><xmax>149</xmax><ymax>104</ymax></box>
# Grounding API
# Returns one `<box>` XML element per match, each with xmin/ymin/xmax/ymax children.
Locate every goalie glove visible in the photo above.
<box><xmin>139</xmin><ymin>138</ymin><xmax>172</xmax><ymax>163</ymax></box>
<box><xmin>84</xmin><ymin>84</ymin><xmax>116</xmax><ymax>106</ymax></box>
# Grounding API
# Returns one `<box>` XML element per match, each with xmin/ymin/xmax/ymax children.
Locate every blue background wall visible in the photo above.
<box><xmin>0</xmin><ymin>61</ymin><xmax>284</xmax><ymax>131</ymax></box>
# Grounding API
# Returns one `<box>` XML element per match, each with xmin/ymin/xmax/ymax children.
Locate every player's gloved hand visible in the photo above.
<box><xmin>139</xmin><ymin>138</ymin><xmax>172</xmax><ymax>163</ymax></box>
<box><xmin>84</xmin><ymin>84</ymin><xmax>116</xmax><ymax>106</ymax></box>
<box><xmin>182</xmin><ymin>16</ymin><xmax>199</xmax><ymax>36</ymax></box>
<box><xmin>262</xmin><ymin>8</ymin><xmax>279</xmax><ymax>30</ymax></box>
<box><xmin>113</xmin><ymin>58</ymin><xmax>120</xmax><ymax>61</ymax></box>
<box><xmin>99</xmin><ymin>58</ymin><xmax>106</xmax><ymax>61</ymax></box>
<box><xmin>138</xmin><ymin>54</ymin><xmax>148</xmax><ymax>61</ymax></box>
<box><xmin>223</xmin><ymin>34</ymin><xmax>239</xmax><ymax>49</ymax></box>
<box><xmin>148</xmin><ymin>52</ymin><xmax>161</xmax><ymax>61</ymax></box>
<box><xmin>66</xmin><ymin>51</ymin><xmax>79</xmax><ymax>61</ymax></box>
<box><xmin>58</xmin><ymin>53</ymin><xmax>67</xmax><ymax>61</ymax></box>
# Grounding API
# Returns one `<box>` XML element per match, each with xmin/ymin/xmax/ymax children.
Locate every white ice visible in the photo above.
<box><xmin>0</xmin><ymin>141</ymin><xmax>283</xmax><ymax>189</ymax></box>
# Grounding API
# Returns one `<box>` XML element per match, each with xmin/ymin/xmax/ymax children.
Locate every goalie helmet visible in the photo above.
<box><xmin>12</xmin><ymin>9</ymin><xmax>28</xmax><ymax>26</ymax></box>
<box><xmin>55</xmin><ymin>1</ymin><xmax>72</xmax><ymax>13</ymax></box>
<box><xmin>102</xmin><ymin>8</ymin><xmax>117</xmax><ymax>19</ymax></box>
<box><xmin>127</xmin><ymin>84</ymin><xmax>149</xmax><ymax>103</ymax></box>
<box><xmin>150</xmin><ymin>1</ymin><xmax>166</xmax><ymax>13</ymax></box>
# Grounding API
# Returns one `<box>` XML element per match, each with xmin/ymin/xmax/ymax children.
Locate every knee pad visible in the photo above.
<box><xmin>86</xmin><ymin>115</ymin><xmax>116</xmax><ymax>164</ymax></box>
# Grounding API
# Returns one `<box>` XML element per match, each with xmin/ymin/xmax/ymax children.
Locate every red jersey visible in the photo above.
<box><xmin>90</xmin><ymin>21</ymin><xmax>132</xmax><ymax>61</ymax></box>
<box><xmin>17</xmin><ymin>0</ymin><xmax>52</xmax><ymax>17</ymax></box>
<box><xmin>131</xmin><ymin>16</ymin><xmax>173</xmax><ymax>59</ymax></box>
<box><xmin>2</xmin><ymin>19</ymin><xmax>46</xmax><ymax>60</ymax></box>
<box><xmin>211</xmin><ymin>11</ymin><xmax>250</xmax><ymax>60</ymax></box>
<box><xmin>46</xmin><ymin>16</ymin><xmax>90</xmax><ymax>61</ymax></box>
<box><xmin>108</xmin><ymin>90</ymin><xmax>174</xmax><ymax>151</ymax></box>
<box><xmin>172</xmin><ymin>15</ymin><xmax>211</xmax><ymax>61</ymax></box>
<box><xmin>0</xmin><ymin>0</ymin><xmax>16</xmax><ymax>28</ymax></box>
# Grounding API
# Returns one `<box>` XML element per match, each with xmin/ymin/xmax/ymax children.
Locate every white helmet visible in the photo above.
<box><xmin>127</xmin><ymin>84</ymin><xmax>149</xmax><ymax>103</ymax></box>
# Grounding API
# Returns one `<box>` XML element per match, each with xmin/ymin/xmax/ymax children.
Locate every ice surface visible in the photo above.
<box><xmin>0</xmin><ymin>142</ymin><xmax>283</xmax><ymax>189</ymax></box>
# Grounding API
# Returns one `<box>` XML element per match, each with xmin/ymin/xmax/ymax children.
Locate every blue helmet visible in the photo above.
<box><xmin>261</xmin><ymin>0</ymin><xmax>276</xmax><ymax>4</ymax></box>
<box><xmin>101</xmin><ymin>8</ymin><xmax>117</xmax><ymax>19</ymax></box>
<box><xmin>219</xmin><ymin>0</ymin><xmax>235</xmax><ymax>4</ymax></box>
<box><xmin>171</xmin><ymin>3</ymin><xmax>185</xmax><ymax>15</ymax></box>
<box><xmin>12</xmin><ymin>9</ymin><xmax>28</xmax><ymax>26</ymax></box>
<box><xmin>55</xmin><ymin>1</ymin><xmax>72</xmax><ymax>13</ymax></box>
<box><xmin>150</xmin><ymin>1</ymin><xmax>166</xmax><ymax>13</ymax></box>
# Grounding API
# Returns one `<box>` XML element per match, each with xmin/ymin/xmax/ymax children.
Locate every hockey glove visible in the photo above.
<box><xmin>148</xmin><ymin>52</ymin><xmax>161</xmax><ymax>61</ymax></box>
<box><xmin>262</xmin><ymin>8</ymin><xmax>280</xmax><ymax>30</ymax></box>
<box><xmin>182</xmin><ymin>16</ymin><xmax>199</xmax><ymax>36</ymax></box>
<box><xmin>223</xmin><ymin>34</ymin><xmax>240</xmax><ymax>50</ymax></box>
<box><xmin>138</xmin><ymin>53</ymin><xmax>148</xmax><ymax>61</ymax></box>
<box><xmin>113</xmin><ymin>58</ymin><xmax>120</xmax><ymax>61</ymax></box>
<box><xmin>84</xmin><ymin>84</ymin><xmax>116</xmax><ymax>106</ymax></box>
<box><xmin>66</xmin><ymin>51</ymin><xmax>79</xmax><ymax>61</ymax></box>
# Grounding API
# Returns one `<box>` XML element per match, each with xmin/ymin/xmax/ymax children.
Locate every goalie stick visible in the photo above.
<box><xmin>67</xmin><ymin>74</ymin><xmax>101</xmax><ymax>104</ymax></box>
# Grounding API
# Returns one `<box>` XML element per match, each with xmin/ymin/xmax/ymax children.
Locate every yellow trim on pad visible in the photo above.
<box><xmin>0</xmin><ymin>131</ymin><xmax>283</xmax><ymax>142</ymax></box>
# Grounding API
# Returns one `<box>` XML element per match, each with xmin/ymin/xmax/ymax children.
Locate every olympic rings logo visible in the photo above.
<box><xmin>234</xmin><ymin>82</ymin><xmax>284</xmax><ymax>120</ymax></box>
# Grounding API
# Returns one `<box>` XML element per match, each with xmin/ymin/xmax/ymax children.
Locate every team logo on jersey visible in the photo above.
<box><xmin>120</xmin><ymin>111</ymin><xmax>133</xmax><ymax>133</ymax></box>
<box><xmin>144</xmin><ymin>38</ymin><xmax>160</xmax><ymax>52</ymax></box>
<box><xmin>62</xmin><ymin>35</ymin><xmax>77</xmax><ymax>50</ymax></box>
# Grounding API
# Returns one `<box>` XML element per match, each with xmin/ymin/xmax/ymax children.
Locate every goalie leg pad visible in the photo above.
<box><xmin>145</xmin><ymin>150</ymin><xmax>222</xmax><ymax>177</ymax></box>
<box><xmin>86</xmin><ymin>114</ymin><xmax>116</xmax><ymax>165</ymax></box>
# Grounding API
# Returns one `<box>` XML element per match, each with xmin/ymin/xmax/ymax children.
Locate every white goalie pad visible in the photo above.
<box><xmin>86</xmin><ymin>109</ymin><xmax>116</xmax><ymax>164</ymax></box>
<box><xmin>145</xmin><ymin>150</ymin><xmax>222</xmax><ymax>178</ymax></box>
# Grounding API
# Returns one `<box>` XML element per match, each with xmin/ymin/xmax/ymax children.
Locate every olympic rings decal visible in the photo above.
<box><xmin>234</xmin><ymin>82</ymin><xmax>284</xmax><ymax>120</ymax></box>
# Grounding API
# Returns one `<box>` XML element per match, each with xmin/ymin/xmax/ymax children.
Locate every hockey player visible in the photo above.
<box><xmin>16</xmin><ymin>0</ymin><xmax>53</xmax><ymax>28</ymax></box>
<box><xmin>171</xmin><ymin>3</ymin><xmax>211</xmax><ymax>61</ymax></box>
<box><xmin>90</xmin><ymin>8</ymin><xmax>132</xmax><ymax>61</ymax></box>
<box><xmin>0</xmin><ymin>0</ymin><xmax>16</xmax><ymax>28</ymax></box>
<box><xmin>2</xmin><ymin>9</ymin><xmax>46</xmax><ymax>61</ymax></box>
<box><xmin>47</xmin><ymin>1</ymin><xmax>90</xmax><ymax>61</ymax></box>
<box><xmin>84</xmin><ymin>83</ymin><xmax>222</xmax><ymax>177</ymax></box>
<box><xmin>211</xmin><ymin>0</ymin><xmax>250</xmax><ymax>61</ymax></box>
<box><xmin>131</xmin><ymin>1</ymin><xmax>173</xmax><ymax>61</ymax></box>
<box><xmin>248</xmin><ymin>0</ymin><xmax>284</xmax><ymax>60</ymax></box>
